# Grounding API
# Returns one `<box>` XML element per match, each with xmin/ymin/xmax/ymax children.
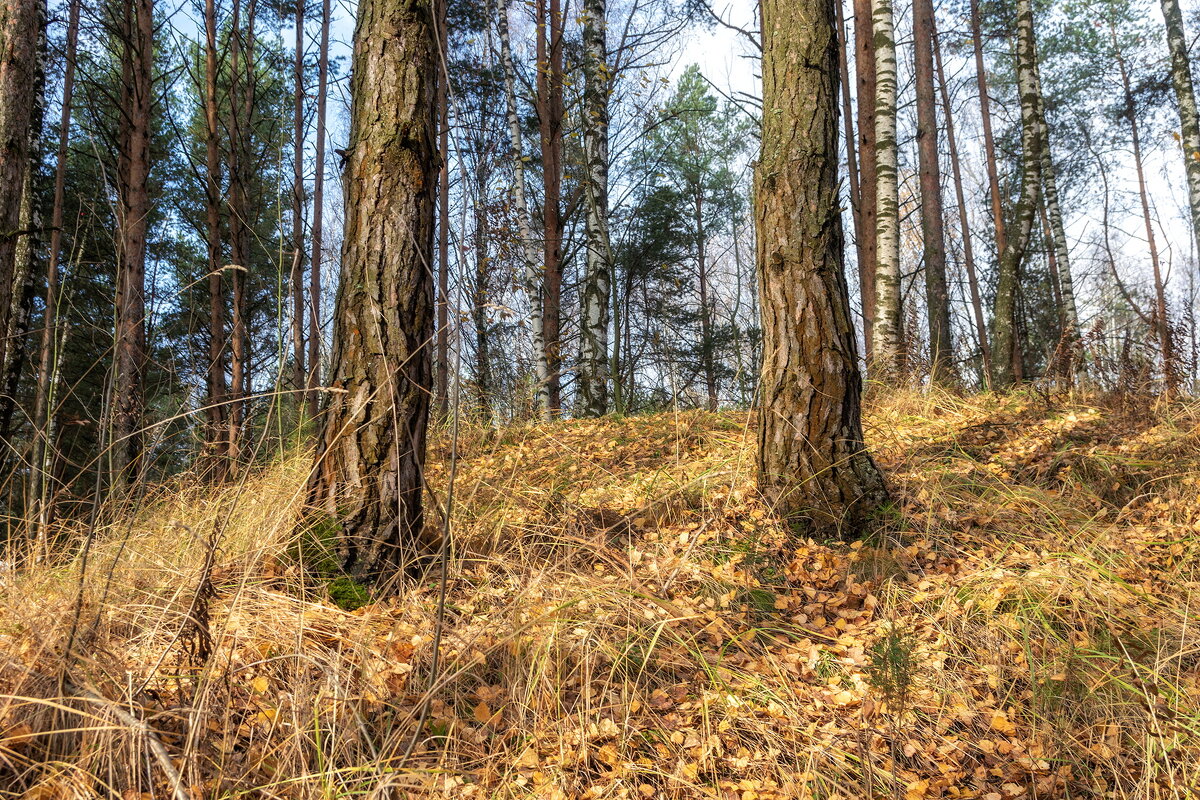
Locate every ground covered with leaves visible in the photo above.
<box><xmin>2</xmin><ymin>391</ymin><xmax>1199</xmax><ymax>799</ymax></box>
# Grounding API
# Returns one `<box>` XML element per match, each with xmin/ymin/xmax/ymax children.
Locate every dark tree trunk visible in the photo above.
<box><xmin>308</xmin><ymin>0</ymin><xmax>437</xmax><ymax>583</ymax></box>
<box><xmin>756</xmin><ymin>0</ymin><xmax>888</xmax><ymax>535</ymax></box>
<box><xmin>203</xmin><ymin>0</ymin><xmax>228</xmax><ymax>467</ymax></box>
<box><xmin>435</xmin><ymin>0</ymin><xmax>449</xmax><ymax>416</ymax></box>
<box><xmin>291</xmin><ymin>0</ymin><xmax>307</xmax><ymax>405</ymax></box>
<box><xmin>112</xmin><ymin>0</ymin><xmax>153</xmax><ymax>491</ymax></box>
<box><xmin>536</xmin><ymin>0</ymin><xmax>564</xmax><ymax>414</ymax></box>
<box><xmin>913</xmin><ymin>0</ymin><xmax>953</xmax><ymax>384</ymax></box>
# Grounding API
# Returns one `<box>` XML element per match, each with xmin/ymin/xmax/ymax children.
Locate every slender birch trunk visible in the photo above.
<box><xmin>30</xmin><ymin>0</ymin><xmax>79</xmax><ymax>543</ymax></box>
<box><xmin>871</xmin><ymin>0</ymin><xmax>902</xmax><ymax>377</ymax></box>
<box><xmin>307</xmin><ymin>0</ymin><xmax>330</xmax><ymax>422</ymax></box>
<box><xmin>756</xmin><ymin>0</ymin><xmax>888</xmax><ymax>534</ymax></box>
<box><xmin>1160</xmin><ymin>0</ymin><xmax>1200</xmax><ymax>262</ymax></box>
<box><xmin>934</xmin><ymin>20</ymin><xmax>990</xmax><ymax>381</ymax></box>
<box><xmin>579</xmin><ymin>0</ymin><xmax>610</xmax><ymax>417</ymax></box>
<box><xmin>913</xmin><ymin>0</ymin><xmax>953</xmax><ymax>384</ymax></box>
<box><xmin>496</xmin><ymin>0</ymin><xmax>550</xmax><ymax>419</ymax></box>
<box><xmin>992</xmin><ymin>0</ymin><xmax>1043</xmax><ymax>388</ymax></box>
<box><xmin>837</xmin><ymin>0</ymin><xmax>861</xmax><ymax>242</ymax></box>
<box><xmin>853</xmin><ymin>0</ymin><xmax>877</xmax><ymax>357</ymax></box>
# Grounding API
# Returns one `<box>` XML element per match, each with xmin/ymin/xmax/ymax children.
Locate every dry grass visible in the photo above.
<box><xmin>2</xmin><ymin>390</ymin><xmax>1200</xmax><ymax>799</ymax></box>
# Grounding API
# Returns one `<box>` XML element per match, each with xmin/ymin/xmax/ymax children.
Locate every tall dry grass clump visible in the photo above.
<box><xmin>1</xmin><ymin>391</ymin><xmax>1199</xmax><ymax>799</ymax></box>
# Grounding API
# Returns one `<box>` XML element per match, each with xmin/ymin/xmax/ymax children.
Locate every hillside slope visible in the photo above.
<box><xmin>2</xmin><ymin>391</ymin><xmax>1199</xmax><ymax>799</ymax></box>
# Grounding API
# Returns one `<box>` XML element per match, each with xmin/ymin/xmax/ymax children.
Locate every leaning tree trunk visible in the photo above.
<box><xmin>756</xmin><ymin>0</ymin><xmax>889</xmax><ymax>535</ymax></box>
<box><xmin>913</xmin><ymin>0</ymin><xmax>953</xmax><ymax>385</ymax></box>
<box><xmin>934</xmin><ymin>20</ymin><xmax>990</xmax><ymax>382</ymax></box>
<box><xmin>871</xmin><ymin>0</ymin><xmax>903</xmax><ymax>378</ymax></box>
<box><xmin>578</xmin><ymin>0</ymin><xmax>610</xmax><ymax>417</ymax></box>
<box><xmin>308</xmin><ymin>0</ymin><xmax>437</xmax><ymax>583</ymax></box>
<box><xmin>853</xmin><ymin>0</ymin><xmax>877</xmax><ymax>358</ymax></box>
<box><xmin>992</xmin><ymin>0</ymin><xmax>1043</xmax><ymax>389</ymax></box>
<box><xmin>495</xmin><ymin>0</ymin><xmax>549</xmax><ymax>419</ymax></box>
<box><xmin>0</xmin><ymin>0</ymin><xmax>44</xmax><ymax>431</ymax></box>
<box><xmin>113</xmin><ymin>0</ymin><xmax>153</xmax><ymax>491</ymax></box>
<box><xmin>1160</xmin><ymin>0</ymin><xmax>1200</xmax><ymax>263</ymax></box>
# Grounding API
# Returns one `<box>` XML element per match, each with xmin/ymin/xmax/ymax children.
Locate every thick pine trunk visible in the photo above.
<box><xmin>112</xmin><ymin>0</ymin><xmax>153</xmax><ymax>491</ymax></box>
<box><xmin>852</xmin><ymin>0</ymin><xmax>877</xmax><ymax>358</ymax></box>
<box><xmin>870</xmin><ymin>0</ymin><xmax>902</xmax><ymax>378</ymax></box>
<box><xmin>992</xmin><ymin>0</ymin><xmax>1042</xmax><ymax>389</ymax></box>
<box><xmin>756</xmin><ymin>0</ymin><xmax>888</xmax><ymax>535</ymax></box>
<box><xmin>308</xmin><ymin>0</ymin><xmax>436</xmax><ymax>583</ymax></box>
<box><xmin>1160</xmin><ymin>0</ymin><xmax>1200</xmax><ymax>265</ymax></box>
<box><xmin>578</xmin><ymin>0</ymin><xmax>610</xmax><ymax>417</ymax></box>
<box><xmin>30</xmin><ymin>0</ymin><xmax>78</xmax><ymax>541</ymax></box>
<box><xmin>496</xmin><ymin>0</ymin><xmax>549</xmax><ymax>419</ymax></box>
<box><xmin>913</xmin><ymin>0</ymin><xmax>953</xmax><ymax>384</ymax></box>
<box><xmin>307</xmin><ymin>0</ymin><xmax>330</xmax><ymax>422</ymax></box>
<box><xmin>934</xmin><ymin>21</ymin><xmax>990</xmax><ymax>382</ymax></box>
<box><xmin>0</xmin><ymin>0</ymin><xmax>44</xmax><ymax>426</ymax></box>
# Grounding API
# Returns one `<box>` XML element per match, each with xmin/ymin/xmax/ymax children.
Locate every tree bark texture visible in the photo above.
<box><xmin>870</xmin><ymin>0</ymin><xmax>902</xmax><ymax>378</ymax></box>
<box><xmin>309</xmin><ymin>0</ymin><xmax>437</xmax><ymax>582</ymax></box>
<box><xmin>852</xmin><ymin>0</ymin><xmax>877</xmax><ymax>359</ymax></box>
<box><xmin>756</xmin><ymin>0</ymin><xmax>889</xmax><ymax>535</ymax></box>
<box><xmin>307</xmin><ymin>0</ymin><xmax>331</xmax><ymax>422</ymax></box>
<box><xmin>1160</xmin><ymin>0</ymin><xmax>1200</xmax><ymax>266</ymax></box>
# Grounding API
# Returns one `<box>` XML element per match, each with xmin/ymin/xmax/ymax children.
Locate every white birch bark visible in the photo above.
<box><xmin>495</xmin><ymin>0</ymin><xmax>551</xmax><ymax>419</ymax></box>
<box><xmin>871</xmin><ymin>0</ymin><xmax>903</xmax><ymax>377</ymax></box>
<box><xmin>1160</xmin><ymin>0</ymin><xmax>1200</xmax><ymax>263</ymax></box>
<box><xmin>579</xmin><ymin>0</ymin><xmax>610</xmax><ymax>416</ymax></box>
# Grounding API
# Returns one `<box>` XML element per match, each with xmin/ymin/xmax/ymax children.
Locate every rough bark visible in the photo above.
<box><xmin>991</xmin><ymin>0</ymin><xmax>1042</xmax><ymax>389</ymax></box>
<box><xmin>934</xmin><ymin>20</ymin><xmax>990</xmax><ymax>382</ymax></box>
<box><xmin>112</xmin><ymin>0</ymin><xmax>153</xmax><ymax>490</ymax></box>
<box><xmin>308</xmin><ymin>0</ymin><xmax>437</xmax><ymax>582</ymax></box>
<box><xmin>30</xmin><ymin>0</ymin><xmax>78</xmax><ymax>541</ymax></box>
<box><xmin>496</xmin><ymin>0</ymin><xmax>549</xmax><ymax>419</ymax></box>
<box><xmin>0</xmin><ymin>0</ymin><xmax>44</xmax><ymax>415</ymax></box>
<box><xmin>853</xmin><ymin>0</ymin><xmax>877</xmax><ymax>358</ymax></box>
<box><xmin>1160</xmin><ymin>0</ymin><xmax>1200</xmax><ymax>265</ymax></box>
<box><xmin>307</xmin><ymin>0</ymin><xmax>330</xmax><ymax>422</ymax></box>
<box><xmin>536</xmin><ymin>0</ymin><xmax>564</xmax><ymax>414</ymax></box>
<box><xmin>579</xmin><ymin>0</ymin><xmax>610</xmax><ymax>417</ymax></box>
<box><xmin>913</xmin><ymin>0</ymin><xmax>953</xmax><ymax>384</ymax></box>
<box><xmin>870</xmin><ymin>0</ymin><xmax>902</xmax><ymax>377</ymax></box>
<box><xmin>756</xmin><ymin>0</ymin><xmax>889</xmax><ymax>535</ymax></box>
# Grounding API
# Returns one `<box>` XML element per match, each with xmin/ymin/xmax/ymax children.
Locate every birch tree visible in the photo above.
<box><xmin>1160</xmin><ymin>0</ymin><xmax>1200</xmax><ymax>261</ymax></box>
<box><xmin>871</xmin><ymin>0</ymin><xmax>903</xmax><ymax>377</ymax></box>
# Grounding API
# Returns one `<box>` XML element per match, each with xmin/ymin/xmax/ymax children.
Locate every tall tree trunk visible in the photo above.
<box><xmin>1115</xmin><ymin>33</ymin><xmax>1176</xmax><ymax>394</ymax></box>
<box><xmin>934</xmin><ymin>20</ymin><xmax>990</xmax><ymax>382</ymax></box>
<box><xmin>291</xmin><ymin>0</ymin><xmax>307</xmax><ymax>405</ymax></box>
<box><xmin>203</xmin><ymin>0</ymin><xmax>227</xmax><ymax>466</ymax></box>
<box><xmin>870</xmin><ymin>0</ymin><xmax>902</xmax><ymax>377</ymax></box>
<box><xmin>853</xmin><ymin>0</ymin><xmax>877</xmax><ymax>359</ymax></box>
<box><xmin>495</xmin><ymin>0</ymin><xmax>549</xmax><ymax>420</ymax></box>
<box><xmin>472</xmin><ymin>185</ymin><xmax>493</xmax><ymax>420</ymax></box>
<box><xmin>579</xmin><ymin>0</ymin><xmax>610</xmax><ymax>417</ymax></box>
<box><xmin>913</xmin><ymin>0</ymin><xmax>953</xmax><ymax>384</ymax></box>
<box><xmin>1160</xmin><ymin>0</ymin><xmax>1200</xmax><ymax>264</ymax></box>
<box><xmin>435</xmin><ymin>0</ymin><xmax>449</xmax><ymax>416</ymax></box>
<box><xmin>308</xmin><ymin>0</ymin><xmax>436</xmax><ymax>583</ymax></box>
<box><xmin>695</xmin><ymin>192</ymin><xmax>718</xmax><ymax>411</ymax></box>
<box><xmin>226</xmin><ymin>0</ymin><xmax>253</xmax><ymax>463</ymax></box>
<box><xmin>992</xmin><ymin>0</ymin><xmax>1043</xmax><ymax>388</ymax></box>
<box><xmin>0</xmin><ymin>0</ymin><xmax>44</xmax><ymax>433</ymax></box>
<box><xmin>536</xmin><ymin>0</ymin><xmax>564</xmax><ymax>415</ymax></box>
<box><xmin>836</xmin><ymin>0</ymin><xmax>861</xmax><ymax>266</ymax></box>
<box><xmin>756</xmin><ymin>0</ymin><xmax>888</xmax><ymax>535</ymax></box>
<box><xmin>113</xmin><ymin>0</ymin><xmax>153</xmax><ymax>490</ymax></box>
<box><xmin>307</xmin><ymin>0</ymin><xmax>330</xmax><ymax>422</ymax></box>
<box><xmin>970</xmin><ymin>0</ymin><xmax>1006</xmax><ymax>260</ymax></box>
<box><xmin>30</xmin><ymin>0</ymin><xmax>78</xmax><ymax>543</ymax></box>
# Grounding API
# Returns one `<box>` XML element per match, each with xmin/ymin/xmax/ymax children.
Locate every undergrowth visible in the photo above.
<box><xmin>1</xmin><ymin>390</ymin><xmax>1199</xmax><ymax>799</ymax></box>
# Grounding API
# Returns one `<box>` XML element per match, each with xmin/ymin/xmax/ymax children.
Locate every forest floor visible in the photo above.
<box><xmin>2</xmin><ymin>390</ymin><xmax>1200</xmax><ymax>799</ymax></box>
